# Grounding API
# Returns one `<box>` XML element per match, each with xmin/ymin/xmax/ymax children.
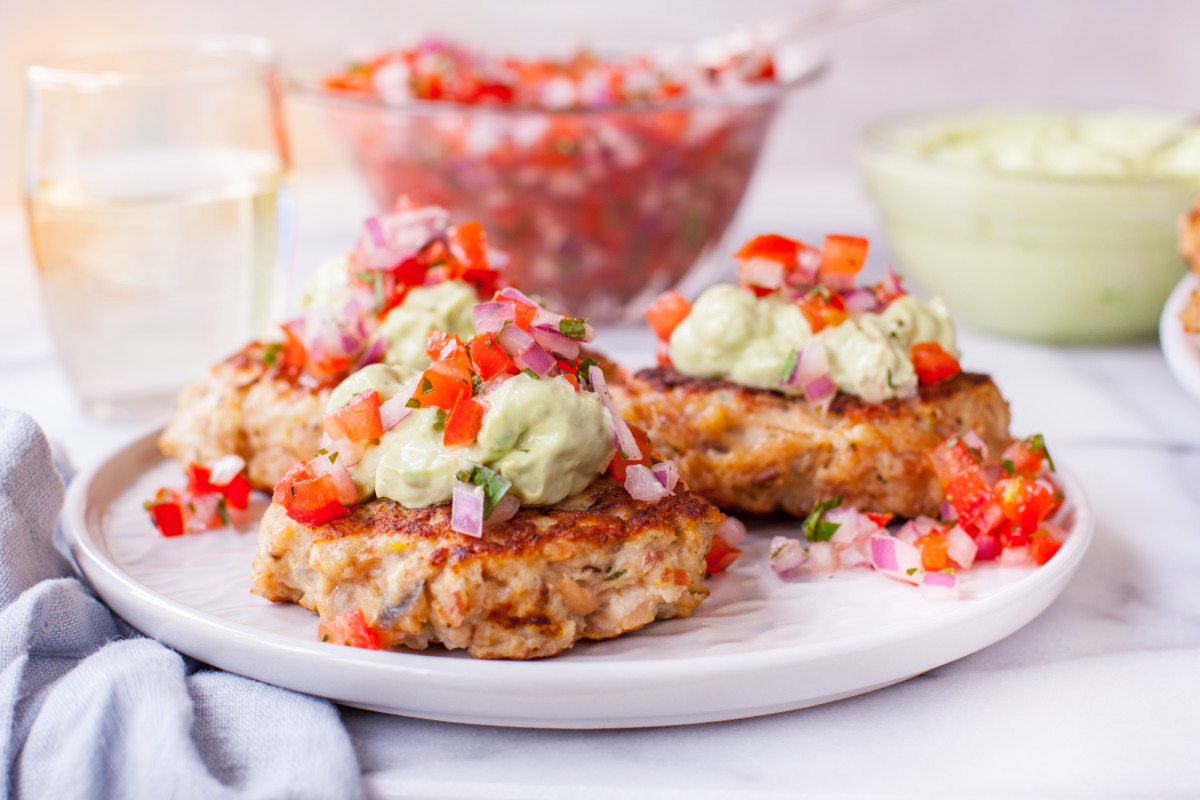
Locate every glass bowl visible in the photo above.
<box><xmin>858</xmin><ymin>107</ymin><xmax>1200</xmax><ymax>344</ymax></box>
<box><xmin>293</xmin><ymin>43</ymin><xmax>824</xmax><ymax>321</ymax></box>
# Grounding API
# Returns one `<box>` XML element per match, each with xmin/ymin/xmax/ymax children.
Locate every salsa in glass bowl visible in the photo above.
<box><xmin>295</xmin><ymin>37</ymin><xmax>824</xmax><ymax>321</ymax></box>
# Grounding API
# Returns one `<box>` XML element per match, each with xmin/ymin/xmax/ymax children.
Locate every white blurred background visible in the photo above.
<box><xmin>3</xmin><ymin>0</ymin><xmax>1198</xmax><ymax>208</ymax></box>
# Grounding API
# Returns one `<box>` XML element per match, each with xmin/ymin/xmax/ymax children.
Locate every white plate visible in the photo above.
<box><xmin>62</xmin><ymin>430</ymin><xmax>1092</xmax><ymax>729</ymax></box>
<box><xmin>1160</xmin><ymin>272</ymin><xmax>1200</xmax><ymax>402</ymax></box>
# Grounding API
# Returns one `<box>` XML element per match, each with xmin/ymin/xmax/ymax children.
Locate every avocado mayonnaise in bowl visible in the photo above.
<box><xmin>858</xmin><ymin>108</ymin><xmax>1200</xmax><ymax>343</ymax></box>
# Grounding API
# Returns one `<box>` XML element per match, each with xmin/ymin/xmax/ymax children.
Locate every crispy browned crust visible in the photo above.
<box><xmin>251</xmin><ymin>476</ymin><xmax>724</xmax><ymax>659</ymax></box>
<box><xmin>1178</xmin><ymin>204</ymin><xmax>1200</xmax><ymax>334</ymax></box>
<box><xmin>609</xmin><ymin>368</ymin><xmax>1012</xmax><ymax>519</ymax></box>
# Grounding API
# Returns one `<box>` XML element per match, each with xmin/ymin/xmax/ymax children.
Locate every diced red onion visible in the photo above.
<box><xmin>530</xmin><ymin>325</ymin><xmax>580</xmax><ymax>359</ymax></box>
<box><xmin>804</xmin><ymin>374</ymin><xmax>837</xmax><ymax>406</ymax></box>
<box><xmin>881</xmin><ymin>264</ymin><xmax>903</xmax><ymax>298</ymax></box>
<box><xmin>497</xmin><ymin>323</ymin><xmax>536</xmax><ymax>357</ymax></box>
<box><xmin>321</xmin><ymin>433</ymin><xmax>364</xmax><ymax>468</ymax></box>
<box><xmin>870</xmin><ymin>534</ymin><xmax>923</xmax><ymax>584</ymax></box>
<box><xmin>650</xmin><ymin>460</ymin><xmax>679</xmax><ymax>493</ymax></box>
<box><xmin>769</xmin><ymin>536</ymin><xmax>808</xmax><ymax>578</ymax></box>
<box><xmin>589</xmin><ymin>365</ymin><xmax>641</xmax><ymax>461</ymax></box>
<box><xmin>623</xmin><ymin>463</ymin><xmax>670</xmax><ymax>502</ymax></box>
<box><xmin>451</xmin><ymin>481</ymin><xmax>485</xmax><ymax>538</ymax></box>
<box><xmin>472</xmin><ymin>301</ymin><xmax>516</xmax><ymax>335</ymax></box>
<box><xmin>737</xmin><ymin>256</ymin><xmax>784</xmax><ymax>290</ymax></box>
<box><xmin>940</xmin><ymin>500</ymin><xmax>959</xmax><ymax>522</ymax></box>
<box><xmin>794</xmin><ymin>340</ymin><xmax>834</xmax><ymax>406</ymax></box>
<box><xmin>496</xmin><ymin>286</ymin><xmax>542</xmax><ymax>308</ymax></box>
<box><xmin>841</xmin><ymin>288</ymin><xmax>880</xmax><ymax>314</ymax></box>
<box><xmin>718</xmin><ymin>515</ymin><xmax>747</xmax><ymax>547</ymax></box>
<box><xmin>827</xmin><ymin>507</ymin><xmax>868</xmax><ymax>547</ymax></box>
<box><xmin>513</xmin><ymin>341</ymin><xmax>557</xmax><ymax>376</ymax></box>
<box><xmin>793</xmin><ymin>247</ymin><xmax>822</xmax><ymax>285</ymax></box>
<box><xmin>364</xmin><ymin>215</ymin><xmax>388</xmax><ymax>249</ymax></box>
<box><xmin>808</xmin><ymin>541</ymin><xmax>839</xmax><ymax>575</ymax></box>
<box><xmin>355</xmin><ymin>336</ymin><xmax>388</xmax><ymax>370</ymax></box>
<box><xmin>839</xmin><ymin>545</ymin><xmax>869</xmax><ymax>569</ymax></box>
<box><xmin>999</xmin><ymin>545</ymin><xmax>1034</xmax><ymax>567</ymax></box>
<box><xmin>974</xmin><ymin>531</ymin><xmax>1000</xmax><ymax>561</ymax></box>
<box><xmin>895</xmin><ymin>521</ymin><xmax>919</xmax><ymax>544</ymax></box>
<box><xmin>186</xmin><ymin>493</ymin><xmax>222</xmax><ymax>532</ymax></box>
<box><xmin>309</xmin><ymin>452</ymin><xmax>358</xmax><ymax>506</ymax></box>
<box><xmin>379</xmin><ymin>394</ymin><xmax>413</xmax><ymax>432</ymax></box>
<box><xmin>946</xmin><ymin>524</ymin><xmax>977</xmax><ymax>569</ymax></box>
<box><xmin>530</xmin><ymin>307</ymin><xmax>566</xmax><ymax>330</ymax></box>
<box><xmin>962</xmin><ymin>430</ymin><xmax>988</xmax><ymax>459</ymax></box>
<box><xmin>207</xmin><ymin>454</ymin><xmax>246</xmax><ymax>487</ymax></box>
<box><xmin>484</xmin><ymin>493</ymin><xmax>520</xmax><ymax>527</ymax></box>
<box><xmin>920</xmin><ymin>571</ymin><xmax>960</xmax><ymax>601</ymax></box>
<box><xmin>913</xmin><ymin>516</ymin><xmax>944</xmax><ymax>537</ymax></box>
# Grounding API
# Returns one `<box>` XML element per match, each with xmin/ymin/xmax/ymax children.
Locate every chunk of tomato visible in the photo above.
<box><xmin>705</xmin><ymin>534</ymin><xmax>743</xmax><ymax>575</ymax></box>
<box><xmin>798</xmin><ymin>288</ymin><xmax>847</xmax><ymax>334</ymax></box>
<box><xmin>468</xmin><ymin>332</ymin><xmax>515</xmax><ymax>380</ymax></box>
<box><xmin>186</xmin><ymin>463</ymin><xmax>217</xmax><ymax>495</ymax></box>
<box><xmin>996</xmin><ymin>476</ymin><xmax>1056</xmax><ymax>535</ymax></box>
<box><xmin>606</xmin><ymin>424</ymin><xmax>652</xmax><ymax>482</ymax></box>
<box><xmin>819</xmin><ymin>234</ymin><xmax>869</xmax><ymax>290</ymax></box>
<box><xmin>323</xmin><ymin>389</ymin><xmax>384</xmax><ymax>442</ymax></box>
<box><xmin>414</xmin><ymin>367</ymin><xmax>471</xmax><ymax>411</ymax></box>
<box><xmin>146</xmin><ymin>497</ymin><xmax>185</xmax><ymax>537</ymax></box>
<box><xmin>911</xmin><ymin>342</ymin><xmax>962</xmax><ymax>386</ymax></box>
<box><xmin>274</xmin><ymin>461</ymin><xmax>349</xmax><ymax>526</ymax></box>
<box><xmin>916</xmin><ymin>533</ymin><xmax>950</xmax><ymax>571</ymax></box>
<box><xmin>644</xmin><ymin>290</ymin><xmax>692</xmax><ymax>343</ymax></box>
<box><xmin>1001</xmin><ymin>438</ymin><xmax>1045</xmax><ymax>476</ymax></box>
<box><xmin>221</xmin><ymin>472</ymin><xmax>253</xmax><ymax>510</ymax></box>
<box><xmin>444</xmin><ymin>396</ymin><xmax>485</xmax><ymax>447</ymax></box>
<box><xmin>318</xmin><ymin>609</ymin><xmax>382</xmax><ymax>650</ymax></box>
<box><xmin>735</xmin><ymin>233</ymin><xmax>802</xmax><ymax>266</ymax></box>
<box><xmin>1029</xmin><ymin>533</ymin><xmax>1063</xmax><ymax>566</ymax></box>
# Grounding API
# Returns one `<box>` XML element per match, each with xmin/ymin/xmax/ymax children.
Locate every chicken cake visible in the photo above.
<box><xmin>251</xmin><ymin>295</ymin><xmax>724</xmax><ymax>659</ymax></box>
<box><xmin>159</xmin><ymin>200</ymin><xmax>506</xmax><ymax>491</ymax></box>
<box><xmin>610</xmin><ymin>233</ymin><xmax>1013</xmax><ymax>519</ymax></box>
<box><xmin>1177</xmin><ymin>198</ymin><xmax>1200</xmax><ymax>333</ymax></box>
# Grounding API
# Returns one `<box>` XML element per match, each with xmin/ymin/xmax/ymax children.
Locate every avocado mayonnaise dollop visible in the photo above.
<box><xmin>668</xmin><ymin>284</ymin><xmax>957</xmax><ymax>402</ymax></box>
<box><xmin>328</xmin><ymin>364</ymin><xmax>614</xmax><ymax>509</ymax></box>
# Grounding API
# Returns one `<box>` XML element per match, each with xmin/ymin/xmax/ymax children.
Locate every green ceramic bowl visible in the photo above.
<box><xmin>858</xmin><ymin>108</ymin><xmax>1200</xmax><ymax>344</ymax></box>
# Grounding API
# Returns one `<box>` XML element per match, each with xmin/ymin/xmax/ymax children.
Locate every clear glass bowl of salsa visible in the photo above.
<box><xmin>294</xmin><ymin>38</ymin><xmax>825</xmax><ymax>321</ymax></box>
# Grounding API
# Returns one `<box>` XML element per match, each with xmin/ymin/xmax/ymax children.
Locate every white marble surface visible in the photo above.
<box><xmin>3</xmin><ymin>170</ymin><xmax>1200</xmax><ymax>799</ymax></box>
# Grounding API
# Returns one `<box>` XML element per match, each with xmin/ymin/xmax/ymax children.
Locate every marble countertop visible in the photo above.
<box><xmin>3</xmin><ymin>171</ymin><xmax>1198</xmax><ymax>799</ymax></box>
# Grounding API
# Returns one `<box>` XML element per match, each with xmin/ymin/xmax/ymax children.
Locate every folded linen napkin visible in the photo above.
<box><xmin>0</xmin><ymin>409</ymin><xmax>365</xmax><ymax>800</ymax></box>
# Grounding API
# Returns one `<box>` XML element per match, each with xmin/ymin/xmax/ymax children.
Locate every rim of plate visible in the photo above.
<box><xmin>61</xmin><ymin>428</ymin><xmax>1094</xmax><ymax>687</ymax></box>
<box><xmin>1160</xmin><ymin>271</ymin><xmax>1200</xmax><ymax>402</ymax></box>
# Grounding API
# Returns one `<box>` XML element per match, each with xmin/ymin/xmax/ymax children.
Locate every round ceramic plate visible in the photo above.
<box><xmin>1160</xmin><ymin>272</ymin><xmax>1200</xmax><ymax>402</ymax></box>
<box><xmin>62</xmin><ymin>430</ymin><xmax>1092</xmax><ymax>729</ymax></box>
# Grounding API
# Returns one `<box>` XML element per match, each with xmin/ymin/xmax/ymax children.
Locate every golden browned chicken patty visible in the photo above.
<box><xmin>609</xmin><ymin>368</ymin><xmax>1012</xmax><ymax>519</ymax></box>
<box><xmin>159</xmin><ymin>342</ymin><xmax>329</xmax><ymax>492</ymax></box>
<box><xmin>251</xmin><ymin>476</ymin><xmax>724</xmax><ymax>660</ymax></box>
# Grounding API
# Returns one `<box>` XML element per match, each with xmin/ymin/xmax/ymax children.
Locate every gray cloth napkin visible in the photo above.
<box><xmin>0</xmin><ymin>409</ymin><xmax>366</xmax><ymax>800</ymax></box>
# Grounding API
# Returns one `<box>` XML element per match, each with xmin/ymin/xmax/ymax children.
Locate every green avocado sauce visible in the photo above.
<box><xmin>668</xmin><ymin>284</ymin><xmax>957</xmax><ymax>401</ymax></box>
<box><xmin>327</xmin><ymin>366</ymin><xmax>615</xmax><ymax>508</ymax></box>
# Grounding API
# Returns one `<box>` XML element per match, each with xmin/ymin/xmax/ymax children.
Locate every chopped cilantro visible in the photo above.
<box><xmin>602</xmin><ymin>569</ymin><xmax>627</xmax><ymax>582</ymax></box>
<box><xmin>432</xmin><ymin>408</ymin><xmax>447</xmax><ymax>432</ymax></box>
<box><xmin>372</xmin><ymin>270</ymin><xmax>386</xmax><ymax>312</ymax></box>
<box><xmin>906</xmin><ymin>567</ymin><xmax>918</xmax><ymax>576</ymax></box>
<box><xmin>322</xmin><ymin>634</ymin><xmax>331</xmax><ymax>642</ymax></box>
<box><xmin>1002</xmin><ymin>458</ymin><xmax>1014</xmax><ymax>476</ymax></box>
<box><xmin>802</xmin><ymin>495</ymin><xmax>844</xmax><ymax>542</ymax></box>
<box><xmin>216</xmin><ymin>498</ymin><xmax>231</xmax><ymax>527</ymax></box>
<box><xmin>559</xmin><ymin>317</ymin><xmax>588</xmax><ymax>340</ymax></box>
<box><xmin>420</xmin><ymin>376</ymin><xmax>433</xmax><ymax>394</ymax></box>
<box><xmin>405</xmin><ymin>398</ymin><xmax>421</xmax><ymax>409</ymax></box>
<box><xmin>779</xmin><ymin>350</ymin><xmax>798</xmax><ymax>385</ymax></box>
<box><xmin>1028</xmin><ymin>433</ymin><xmax>1056</xmax><ymax>472</ymax></box>
<box><xmin>575</xmin><ymin>356</ymin><xmax>600</xmax><ymax>386</ymax></box>
<box><xmin>262</xmin><ymin>342</ymin><xmax>283</xmax><ymax>367</ymax></box>
<box><xmin>456</xmin><ymin>463</ymin><xmax>513</xmax><ymax>518</ymax></box>
<box><xmin>520</xmin><ymin>368</ymin><xmax>539</xmax><ymax>379</ymax></box>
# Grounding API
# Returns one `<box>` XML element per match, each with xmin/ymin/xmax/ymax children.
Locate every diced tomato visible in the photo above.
<box><xmin>1001</xmin><ymin>437</ymin><xmax>1051</xmax><ymax>477</ymax></box>
<box><xmin>797</xmin><ymin>287</ymin><xmax>848</xmax><ymax>334</ymax></box>
<box><xmin>1029</xmin><ymin>533</ymin><xmax>1063</xmax><ymax>566</ymax></box>
<box><xmin>916</xmin><ymin>533</ymin><xmax>950</xmax><ymax>571</ymax></box>
<box><xmin>655</xmin><ymin>340</ymin><xmax>672</xmax><ymax>368</ymax></box>
<box><xmin>274</xmin><ymin>461</ymin><xmax>349</xmax><ymax>526</ymax></box>
<box><xmin>1000</xmin><ymin>525</ymin><xmax>1029</xmax><ymax>549</ymax></box>
<box><xmin>819</xmin><ymin>234</ymin><xmax>869</xmax><ymax>289</ymax></box>
<box><xmin>323</xmin><ymin>389</ymin><xmax>384</xmax><ymax>442</ymax></box>
<box><xmin>513</xmin><ymin>299</ymin><xmax>538</xmax><ymax>331</ymax></box>
<box><xmin>449</xmin><ymin>220</ymin><xmax>488</xmax><ymax>272</ymax></box>
<box><xmin>735</xmin><ymin>234</ymin><xmax>801</xmax><ymax>266</ymax></box>
<box><xmin>425</xmin><ymin>331</ymin><xmax>471</xmax><ymax>372</ymax></box>
<box><xmin>705</xmin><ymin>534</ymin><xmax>743</xmax><ymax>575</ymax></box>
<box><xmin>974</xmin><ymin>530</ymin><xmax>1000</xmax><ymax>561</ymax></box>
<box><xmin>644</xmin><ymin>290</ymin><xmax>692</xmax><ymax>342</ymax></box>
<box><xmin>414</xmin><ymin>367</ymin><xmax>471</xmax><ymax>410</ymax></box>
<box><xmin>275</xmin><ymin>321</ymin><xmax>308</xmax><ymax>376</ymax></box>
<box><xmin>607</xmin><ymin>424</ymin><xmax>652</xmax><ymax>482</ymax></box>
<box><xmin>444</xmin><ymin>395</ymin><xmax>485</xmax><ymax>447</ymax></box>
<box><xmin>468</xmin><ymin>332</ymin><xmax>515</xmax><ymax>380</ymax></box>
<box><xmin>221</xmin><ymin>472</ymin><xmax>253</xmax><ymax>510</ymax></box>
<box><xmin>317</xmin><ymin>609</ymin><xmax>382</xmax><ymax>650</ymax></box>
<box><xmin>912</xmin><ymin>342</ymin><xmax>962</xmax><ymax>386</ymax></box>
<box><xmin>147</xmin><ymin>497</ymin><xmax>185</xmax><ymax>537</ymax></box>
<box><xmin>864</xmin><ymin>511</ymin><xmax>894</xmax><ymax>528</ymax></box>
<box><xmin>995</xmin><ymin>476</ymin><xmax>1056</xmax><ymax>535</ymax></box>
<box><xmin>929</xmin><ymin>437</ymin><xmax>1004</xmax><ymax>536</ymax></box>
<box><xmin>186</xmin><ymin>463</ymin><xmax>217</xmax><ymax>495</ymax></box>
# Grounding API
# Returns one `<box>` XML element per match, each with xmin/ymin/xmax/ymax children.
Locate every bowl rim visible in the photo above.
<box><xmin>287</xmin><ymin>41</ymin><xmax>827</xmax><ymax>116</ymax></box>
<box><xmin>858</xmin><ymin>104</ymin><xmax>1200</xmax><ymax>188</ymax></box>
